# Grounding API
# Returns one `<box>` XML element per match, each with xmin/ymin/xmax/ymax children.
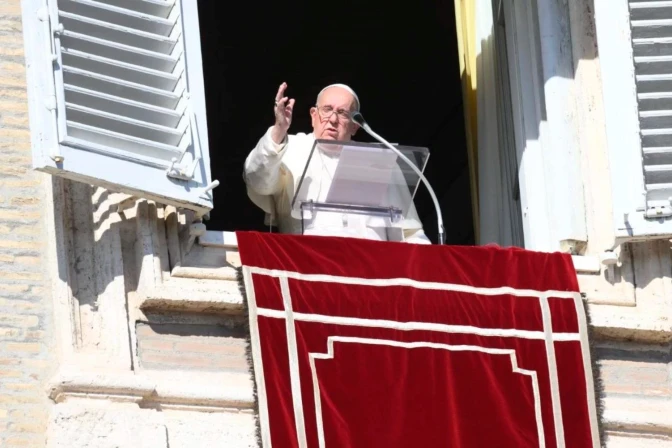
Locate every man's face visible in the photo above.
<box><xmin>310</xmin><ymin>87</ymin><xmax>359</xmax><ymax>141</ymax></box>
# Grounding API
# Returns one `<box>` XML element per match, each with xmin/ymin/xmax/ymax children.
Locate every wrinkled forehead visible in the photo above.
<box><xmin>317</xmin><ymin>87</ymin><xmax>358</xmax><ymax>110</ymax></box>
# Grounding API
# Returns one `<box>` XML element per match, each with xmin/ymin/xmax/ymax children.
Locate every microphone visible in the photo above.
<box><xmin>352</xmin><ymin>111</ymin><xmax>366</xmax><ymax>127</ymax></box>
<box><xmin>352</xmin><ymin>111</ymin><xmax>445</xmax><ymax>244</ymax></box>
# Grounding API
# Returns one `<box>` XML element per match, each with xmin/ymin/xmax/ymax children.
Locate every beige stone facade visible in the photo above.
<box><xmin>1</xmin><ymin>0</ymin><xmax>671</xmax><ymax>446</ymax></box>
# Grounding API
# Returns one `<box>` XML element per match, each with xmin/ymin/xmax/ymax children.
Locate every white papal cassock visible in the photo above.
<box><xmin>244</xmin><ymin>126</ymin><xmax>431</xmax><ymax>244</ymax></box>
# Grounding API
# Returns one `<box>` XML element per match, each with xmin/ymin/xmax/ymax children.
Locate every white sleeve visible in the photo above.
<box><xmin>243</xmin><ymin>126</ymin><xmax>289</xmax><ymax>195</ymax></box>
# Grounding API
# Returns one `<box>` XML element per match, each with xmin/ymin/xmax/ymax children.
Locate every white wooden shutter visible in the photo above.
<box><xmin>23</xmin><ymin>0</ymin><xmax>216</xmax><ymax>215</ymax></box>
<box><xmin>630</xmin><ymin>1</ymin><xmax>672</xmax><ymax>219</ymax></box>
<box><xmin>595</xmin><ymin>0</ymin><xmax>672</xmax><ymax>241</ymax></box>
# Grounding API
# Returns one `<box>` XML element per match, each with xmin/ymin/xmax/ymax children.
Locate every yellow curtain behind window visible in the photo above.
<box><xmin>453</xmin><ymin>0</ymin><xmax>479</xmax><ymax>243</ymax></box>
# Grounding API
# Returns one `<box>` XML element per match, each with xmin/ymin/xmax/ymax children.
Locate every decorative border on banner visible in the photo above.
<box><xmin>257</xmin><ymin>308</ymin><xmax>581</xmax><ymax>342</ymax></box>
<box><xmin>308</xmin><ymin>336</ymin><xmax>546</xmax><ymax>448</ymax></box>
<box><xmin>241</xmin><ymin>265</ymin><xmax>601</xmax><ymax>448</ymax></box>
<box><xmin>242</xmin><ymin>267</ymin><xmax>273</xmax><ymax>448</ymax></box>
<box><xmin>246</xmin><ymin>266</ymin><xmax>581</xmax><ymax>298</ymax></box>
<box><xmin>539</xmin><ymin>293</ymin><xmax>565</xmax><ymax>448</ymax></box>
<box><xmin>279</xmin><ymin>278</ymin><xmax>308</xmax><ymax>448</ymax></box>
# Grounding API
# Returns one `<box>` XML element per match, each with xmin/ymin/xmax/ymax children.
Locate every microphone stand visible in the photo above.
<box><xmin>352</xmin><ymin>112</ymin><xmax>446</xmax><ymax>245</ymax></box>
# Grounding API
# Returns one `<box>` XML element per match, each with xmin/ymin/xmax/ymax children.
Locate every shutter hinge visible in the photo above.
<box><xmin>166</xmin><ymin>108</ymin><xmax>198</xmax><ymax>180</ymax></box>
<box><xmin>38</xmin><ymin>5</ymin><xmax>63</xmax><ymax>163</ymax></box>
<box><xmin>44</xmin><ymin>96</ymin><xmax>63</xmax><ymax>162</ymax></box>
<box><xmin>166</xmin><ymin>156</ymin><xmax>201</xmax><ymax>181</ymax></box>
<box><xmin>44</xmin><ymin>94</ymin><xmax>56</xmax><ymax>111</ymax></box>
<box><xmin>38</xmin><ymin>8</ymin><xmax>60</xmax><ymax>61</ymax></box>
<box><xmin>51</xmin><ymin>23</ymin><xmax>63</xmax><ymax>62</ymax></box>
<box><xmin>37</xmin><ymin>7</ymin><xmax>48</xmax><ymax>22</ymax></box>
<box><xmin>644</xmin><ymin>201</ymin><xmax>672</xmax><ymax>219</ymax></box>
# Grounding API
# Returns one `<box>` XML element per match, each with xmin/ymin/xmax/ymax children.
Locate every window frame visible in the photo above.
<box><xmin>485</xmin><ymin>0</ymin><xmax>588</xmax><ymax>252</ymax></box>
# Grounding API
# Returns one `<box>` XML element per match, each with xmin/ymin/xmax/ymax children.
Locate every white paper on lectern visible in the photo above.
<box><xmin>325</xmin><ymin>145</ymin><xmax>399</xmax><ymax>206</ymax></box>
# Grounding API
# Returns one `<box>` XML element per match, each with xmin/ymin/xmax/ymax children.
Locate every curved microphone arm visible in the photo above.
<box><xmin>352</xmin><ymin>112</ymin><xmax>445</xmax><ymax>244</ymax></box>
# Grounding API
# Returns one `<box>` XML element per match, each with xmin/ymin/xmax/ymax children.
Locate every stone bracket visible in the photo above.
<box><xmin>47</xmin><ymin>370</ymin><xmax>254</xmax><ymax>412</ymax></box>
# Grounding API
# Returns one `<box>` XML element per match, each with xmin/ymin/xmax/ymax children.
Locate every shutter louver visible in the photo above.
<box><xmin>55</xmin><ymin>0</ymin><xmax>190</xmax><ymax>167</ymax></box>
<box><xmin>23</xmin><ymin>0</ymin><xmax>215</xmax><ymax>213</ymax></box>
<box><xmin>630</xmin><ymin>0</ymin><xmax>672</xmax><ymax>218</ymax></box>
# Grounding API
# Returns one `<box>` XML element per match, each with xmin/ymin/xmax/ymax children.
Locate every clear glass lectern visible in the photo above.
<box><xmin>291</xmin><ymin>139</ymin><xmax>430</xmax><ymax>242</ymax></box>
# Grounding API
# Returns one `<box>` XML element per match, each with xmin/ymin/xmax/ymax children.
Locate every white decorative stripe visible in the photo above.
<box><xmin>257</xmin><ymin>308</ymin><xmax>581</xmax><ymax>342</ymax></box>
<box><xmin>572</xmin><ymin>293</ymin><xmax>602</xmax><ymax>447</ymax></box>
<box><xmin>539</xmin><ymin>294</ymin><xmax>566</xmax><ymax>448</ymax></box>
<box><xmin>308</xmin><ymin>355</ymin><xmax>325</xmax><ymax>448</ymax></box>
<box><xmin>241</xmin><ymin>267</ymin><xmax>272</xmax><ymax>448</ymax></box>
<box><xmin>246</xmin><ymin>266</ymin><xmax>581</xmax><ymax>300</ymax></box>
<box><xmin>309</xmin><ymin>337</ymin><xmax>545</xmax><ymax>448</ymax></box>
<box><xmin>279</xmin><ymin>277</ymin><xmax>308</xmax><ymax>448</ymax></box>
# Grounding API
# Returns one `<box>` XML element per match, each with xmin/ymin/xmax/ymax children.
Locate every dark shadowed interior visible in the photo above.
<box><xmin>196</xmin><ymin>0</ymin><xmax>474</xmax><ymax>245</ymax></box>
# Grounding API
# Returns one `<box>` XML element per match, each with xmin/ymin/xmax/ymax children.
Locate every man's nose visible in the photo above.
<box><xmin>328</xmin><ymin>113</ymin><xmax>339</xmax><ymax>125</ymax></box>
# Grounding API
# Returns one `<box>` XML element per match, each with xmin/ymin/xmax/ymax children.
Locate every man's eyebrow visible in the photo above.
<box><xmin>320</xmin><ymin>104</ymin><xmax>350</xmax><ymax>111</ymax></box>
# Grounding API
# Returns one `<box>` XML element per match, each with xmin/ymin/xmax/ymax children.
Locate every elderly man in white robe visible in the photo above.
<box><xmin>243</xmin><ymin>82</ymin><xmax>430</xmax><ymax>244</ymax></box>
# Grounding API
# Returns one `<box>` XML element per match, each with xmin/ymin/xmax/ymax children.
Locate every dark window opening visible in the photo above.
<box><xmin>197</xmin><ymin>1</ymin><xmax>474</xmax><ymax>245</ymax></box>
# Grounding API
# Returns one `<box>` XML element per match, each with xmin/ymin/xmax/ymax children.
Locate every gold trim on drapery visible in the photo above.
<box><xmin>453</xmin><ymin>0</ymin><xmax>479</xmax><ymax>244</ymax></box>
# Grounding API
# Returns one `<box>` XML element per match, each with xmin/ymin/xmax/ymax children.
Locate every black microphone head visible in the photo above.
<box><xmin>351</xmin><ymin>111</ymin><xmax>366</xmax><ymax>125</ymax></box>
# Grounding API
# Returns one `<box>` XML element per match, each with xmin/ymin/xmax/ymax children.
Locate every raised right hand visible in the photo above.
<box><xmin>272</xmin><ymin>82</ymin><xmax>295</xmax><ymax>144</ymax></box>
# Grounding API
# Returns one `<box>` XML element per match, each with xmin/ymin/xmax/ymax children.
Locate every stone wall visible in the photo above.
<box><xmin>135</xmin><ymin>320</ymin><xmax>248</xmax><ymax>373</ymax></box>
<box><xmin>0</xmin><ymin>0</ymin><xmax>56</xmax><ymax>445</ymax></box>
<box><xmin>39</xmin><ymin>189</ymin><xmax>257</xmax><ymax>447</ymax></box>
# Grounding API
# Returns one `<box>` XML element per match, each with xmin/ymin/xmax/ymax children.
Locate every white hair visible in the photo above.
<box><xmin>316</xmin><ymin>83</ymin><xmax>360</xmax><ymax>111</ymax></box>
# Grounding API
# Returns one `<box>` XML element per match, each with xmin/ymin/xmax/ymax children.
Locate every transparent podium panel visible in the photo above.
<box><xmin>300</xmin><ymin>208</ymin><xmax>406</xmax><ymax>241</ymax></box>
<box><xmin>291</xmin><ymin>139</ymin><xmax>429</xmax><ymax>239</ymax></box>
